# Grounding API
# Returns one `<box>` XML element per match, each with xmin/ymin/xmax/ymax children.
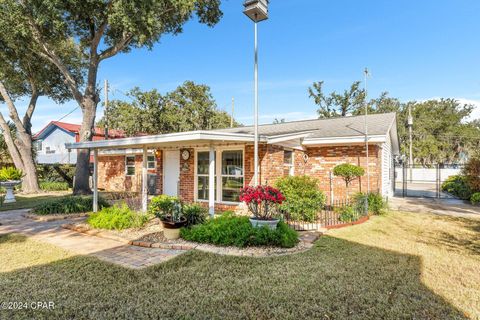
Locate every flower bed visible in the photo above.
<box><xmin>180</xmin><ymin>214</ymin><xmax>299</xmax><ymax>248</ymax></box>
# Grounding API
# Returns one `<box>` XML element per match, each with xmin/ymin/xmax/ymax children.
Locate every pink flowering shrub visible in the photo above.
<box><xmin>239</xmin><ymin>185</ymin><xmax>285</xmax><ymax>220</ymax></box>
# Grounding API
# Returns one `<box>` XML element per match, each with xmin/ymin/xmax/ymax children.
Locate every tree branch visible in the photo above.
<box><xmin>99</xmin><ymin>32</ymin><xmax>134</xmax><ymax>61</ymax></box>
<box><xmin>0</xmin><ymin>113</ymin><xmax>24</xmax><ymax>170</ymax></box>
<box><xmin>18</xmin><ymin>0</ymin><xmax>84</xmax><ymax>104</ymax></box>
<box><xmin>23</xmin><ymin>79</ymin><xmax>39</xmax><ymax>136</ymax></box>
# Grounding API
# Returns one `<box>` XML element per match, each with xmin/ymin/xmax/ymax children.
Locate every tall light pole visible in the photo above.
<box><xmin>408</xmin><ymin>104</ymin><xmax>413</xmax><ymax>182</ymax></box>
<box><xmin>364</xmin><ymin>68</ymin><xmax>370</xmax><ymax>194</ymax></box>
<box><xmin>244</xmin><ymin>0</ymin><xmax>269</xmax><ymax>186</ymax></box>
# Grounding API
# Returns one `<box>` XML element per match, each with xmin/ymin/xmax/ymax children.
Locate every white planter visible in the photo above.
<box><xmin>249</xmin><ymin>217</ymin><xmax>280</xmax><ymax>230</ymax></box>
<box><xmin>1</xmin><ymin>180</ymin><xmax>21</xmax><ymax>204</ymax></box>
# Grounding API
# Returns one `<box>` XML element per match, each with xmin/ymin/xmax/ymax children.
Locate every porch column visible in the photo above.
<box><xmin>208</xmin><ymin>146</ymin><xmax>215</xmax><ymax>217</ymax></box>
<box><xmin>142</xmin><ymin>146</ymin><xmax>148</xmax><ymax>212</ymax></box>
<box><xmin>93</xmin><ymin>149</ymin><xmax>98</xmax><ymax>212</ymax></box>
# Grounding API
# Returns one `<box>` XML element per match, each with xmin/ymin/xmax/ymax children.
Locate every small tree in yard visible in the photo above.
<box><xmin>333</xmin><ymin>163</ymin><xmax>365</xmax><ymax>199</ymax></box>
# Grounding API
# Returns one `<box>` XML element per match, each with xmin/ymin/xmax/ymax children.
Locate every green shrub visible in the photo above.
<box><xmin>148</xmin><ymin>195</ymin><xmax>181</xmax><ymax>219</ymax></box>
<box><xmin>87</xmin><ymin>204</ymin><xmax>148</xmax><ymax>230</ymax></box>
<box><xmin>33</xmin><ymin>196</ymin><xmax>110</xmax><ymax>215</ymax></box>
<box><xmin>0</xmin><ymin>167</ymin><xmax>23</xmax><ymax>181</ymax></box>
<box><xmin>441</xmin><ymin>175</ymin><xmax>472</xmax><ymax>200</ymax></box>
<box><xmin>275</xmin><ymin>175</ymin><xmax>326</xmax><ymax>222</ymax></box>
<box><xmin>337</xmin><ymin>206</ymin><xmax>358</xmax><ymax>222</ymax></box>
<box><xmin>471</xmin><ymin>193</ymin><xmax>480</xmax><ymax>206</ymax></box>
<box><xmin>333</xmin><ymin>163</ymin><xmax>365</xmax><ymax>187</ymax></box>
<box><xmin>183</xmin><ymin>203</ymin><xmax>208</xmax><ymax>226</ymax></box>
<box><xmin>180</xmin><ymin>215</ymin><xmax>299</xmax><ymax>248</ymax></box>
<box><xmin>353</xmin><ymin>192</ymin><xmax>387</xmax><ymax>215</ymax></box>
<box><xmin>39</xmin><ymin>181</ymin><xmax>70</xmax><ymax>191</ymax></box>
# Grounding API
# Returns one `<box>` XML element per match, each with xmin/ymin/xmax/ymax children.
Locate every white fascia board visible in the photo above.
<box><xmin>302</xmin><ymin>135</ymin><xmax>386</xmax><ymax>145</ymax></box>
<box><xmin>65</xmin><ymin>130</ymin><xmax>259</xmax><ymax>150</ymax></box>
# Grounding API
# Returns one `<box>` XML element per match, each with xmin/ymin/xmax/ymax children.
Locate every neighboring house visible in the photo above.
<box><xmin>66</xmin><ymin>113</ymin><xmax>399</xmax><ymax>212</ymax></box>
<box><xmin>34</xmin><ymin>121</ymin><xmax>125</xmax><ymax>164</ymax></box>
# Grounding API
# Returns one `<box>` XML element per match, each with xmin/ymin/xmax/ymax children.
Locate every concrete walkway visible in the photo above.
<box><xmin>0</xmin><ymin>209</ymin><xmax>185</xmax><ymax>269</ymax></box>
<box><xmin>389</xmin><ymin>197</ymin><xmax>480</xmax><ymax>219</ymax></box>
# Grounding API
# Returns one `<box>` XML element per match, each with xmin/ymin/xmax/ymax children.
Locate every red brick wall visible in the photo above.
<box><xmin>98</xmin><ymin>154</ymin><xmax>158</xmax><ymax>192</ymax></box>
<box><xmin>297</xmin><ymin>145</ymin><xmax>381</xmax><ymax>202</ymax></box>
<box><xmin>179</xmin><ymin>148</ymin><xmax>194</xmax><ymax>203</ymax></box>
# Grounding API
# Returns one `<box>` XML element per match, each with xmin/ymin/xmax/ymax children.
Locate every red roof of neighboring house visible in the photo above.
<box><xmin>34</xmin><ymin>121</ymin><xmax>126</xmax><ymax>141</ymax></box>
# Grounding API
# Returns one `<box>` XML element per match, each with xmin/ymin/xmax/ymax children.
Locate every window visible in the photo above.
<box><xmin>126</xmin><ymin>156</ymin><xmax>135</xmax><ymax>176</ymax></box>
<box><xmin>147</xmin><ymin>155</ymin><xmax>156</xmax><ymax>169</ymax></box>
<box><xmin>36</xmin><ymin>140</ymin><xmax>42</xmax><ymax>151</ymax></box>
<box><xmin>195</xmin><ymin>149</ymin><xmax>244</xmax><ymax>203</ymax></box>
<box><xmin>221</xmin><ymin>150</ymin><xmax>243</xmax><ymax>202</ymax></box>
<box><xmin>284</xmin><ymin>150</ymin><xmax>294</xmax><ymax>176</ymax></box>
<box><xmin>196</xmin><ymin>151</ymin><xmax>216</xmax><ymax>201</ymax></box>
<box><xmin>45</xmin><ymin>146</ymin><xmax>55</xmax><ymax>154</ymax></box>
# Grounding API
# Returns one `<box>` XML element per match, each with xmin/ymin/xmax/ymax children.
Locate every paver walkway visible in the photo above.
<box><xmin>389</xmin><ymin>197</ymin><xmax>480</xmax><ymax>219</ymax></box>
<box><xmin>0</xmin><ymin>209</ymin><xmax>185</xmax><ymax>269</ymax></box>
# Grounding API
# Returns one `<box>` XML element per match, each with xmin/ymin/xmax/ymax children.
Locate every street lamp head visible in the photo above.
<box><xmin>243</xmin><ymin>0</ymin><xmax>269</xmax><ymax>22</ymax></box>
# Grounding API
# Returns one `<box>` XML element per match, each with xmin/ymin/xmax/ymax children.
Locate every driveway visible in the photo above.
<box><xmin>389</xmin><ymin>197</ymin><xmax>480</xmax><ymax>219</ymax></box>
<box><xmin>0</xmin><ymin>209</ymin><xmax>185</xmax><ymax>269</ymax></box>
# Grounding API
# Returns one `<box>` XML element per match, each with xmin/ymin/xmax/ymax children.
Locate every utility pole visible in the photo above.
<box><xmin>104</xmin><ymin>79</ymin><xmax>109</xmax><ymax>140</ymax></box>
<box><xmin>231</xmin><ymin>97</ymin><xmax>235</xmax><ymax>128</ymax></box>
<box><xmin>364</xmin><ymin>68</ymin><xmax>370</xmax><ymax>215</ymax></box>
<box><xmin>408</xmin><ymin>104</ymin><xmax>413</xmax><ymax>182</ymax></box>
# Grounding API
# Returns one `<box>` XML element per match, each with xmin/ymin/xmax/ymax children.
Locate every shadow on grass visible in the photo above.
<box><xmin>0</xmin><ymin>234</ymin><xmax>470</xmax><ymax>320</ymax></box>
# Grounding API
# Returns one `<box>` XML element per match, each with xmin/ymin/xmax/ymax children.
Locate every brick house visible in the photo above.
<box><xmin>66</xmin><ymin>113</ymin><xmax>399</xmax><ymax>214</ymax></box>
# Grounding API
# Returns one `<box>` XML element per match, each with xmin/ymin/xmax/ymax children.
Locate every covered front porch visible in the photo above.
<box><xmin>66</xmin><ymin>131</ymin><xmax>265</xmax><ymax>216</ymax></box>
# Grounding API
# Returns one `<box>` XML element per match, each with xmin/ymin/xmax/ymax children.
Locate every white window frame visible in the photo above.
<box><xmin>147</xmin><ymin>155</ymin><xmax>156</xmax><ymax>169</ymax></box>
<box><xmin>125</xmin><ymin>155</ymin><xmax>136</xmax><ymax>176</ymax></box>
<box><xmin>284</xmin><ymin>149</ymin><xmax>294</xmax><ymax>176</ymax></box>
<box><xmin>195</xmin><ymin>150</ymin><xmax>216</xmax><ymax>201</ymax></box>
<box><xmin>194</xmin><ymin>146</ymin><xmax>245</xmax><ymax>204</ymax></box>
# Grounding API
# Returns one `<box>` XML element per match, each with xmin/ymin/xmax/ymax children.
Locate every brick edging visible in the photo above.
<box><xmin>325</xmin><ymin>216</ymin><xmax>369</xmax><ymax>230</ymax></box>
<box><xmin>129</xmin><ymin>240</ymin><xmax>195</xmax><ymax>250</ymax></box>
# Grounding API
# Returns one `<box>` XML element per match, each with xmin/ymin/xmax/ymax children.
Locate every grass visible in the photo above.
<box><xmin>0</xmin><ymin>192</ymin><xmax>69</xmax><ymax>212</ymax></box>
<box><xmin>0</xmin><ymin>211</ymin><xmax>479</xmax><ymax>319</ymax></box>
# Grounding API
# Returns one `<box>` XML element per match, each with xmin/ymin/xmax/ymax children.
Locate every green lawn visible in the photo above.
<box><xmin>0</xmin><ymin>211</ymin><xmax>479</xmax><ymax>319</ymax></box>
<box><xmin>0</xmin><ymin>193</ymin><xmax>70</xmax><ymax>212</ymax></box>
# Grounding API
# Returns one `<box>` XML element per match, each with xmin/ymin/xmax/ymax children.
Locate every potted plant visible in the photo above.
<box><xmin>148</xmin><ymin>195</ymin><xmax>187</xmax><ymax>240</ymax></box>
<box><xmin>0</xmin><ymin>167</ymin><xmax>24</xmax><ymax>204</ymax></box>
<box><xmin>240</xmin><ymin>185</ymin><xmax>285</xmax><ymax>230</ymax></box>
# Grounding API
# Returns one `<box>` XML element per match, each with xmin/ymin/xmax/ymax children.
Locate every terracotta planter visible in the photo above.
<box><xmin>249</xmin><ymin>217</ymin><xmax>280</xmax><ymax>230</ymax></box>
<box><xmin>161</xmin><ymin>217</ymin><xmax>187</xmax><ymax>240</ymax></box>
<box><xmin>0</xmin><ymin>180</ymin><xmax>21</xmax><ymax>204</ymax></box>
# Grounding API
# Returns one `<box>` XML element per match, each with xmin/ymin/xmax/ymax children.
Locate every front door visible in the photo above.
<box><xmin>164</xmin><ymin>150</ymin><xmax>180</xmax><ymax>196</ymax></box>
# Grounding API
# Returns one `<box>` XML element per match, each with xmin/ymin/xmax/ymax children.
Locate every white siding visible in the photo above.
<box><xmin>381</xmin><ymin>133</ymin><xmax>394</xmax><ymax>197</ymax></box>
<box><xmin>36</xmin><ymin>128</ymin><xmax>77</xmax><ymax>164</ymax></box>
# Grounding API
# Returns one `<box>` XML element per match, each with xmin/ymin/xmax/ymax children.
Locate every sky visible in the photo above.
<box><xmin>3</xmin><ymin>0</ymin><xmax>480</xmax><ymax>132</ymax></box>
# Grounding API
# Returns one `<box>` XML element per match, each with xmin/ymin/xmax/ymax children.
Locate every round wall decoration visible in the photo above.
<box><xmin>303</xmin><ymin>153</ymin><xmax>309</xmax><ymax>163</ymax></box>
<box><xmin>181</xmin><ymin>149</ymin><xmax>190</xmax><ymax>160</ymax></box>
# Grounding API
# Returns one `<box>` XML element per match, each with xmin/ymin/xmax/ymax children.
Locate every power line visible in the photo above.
<box><xmin>56</xmin><ymin>106</ymin><xmax>79</xmax><ymax>122</ymax></box>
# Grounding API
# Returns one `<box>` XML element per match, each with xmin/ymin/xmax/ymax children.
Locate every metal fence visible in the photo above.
<box><xmin>394</xmin><ymin>164</ymin><xmax>463</xmax><ymax>198</ymax></box>
<box><xmin>282</xmin><ymin>199</ymin><xmax>368</xmax><ymax>231</ymax></box>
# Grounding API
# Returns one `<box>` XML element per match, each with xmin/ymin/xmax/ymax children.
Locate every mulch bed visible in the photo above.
<box><xmin>62</xmin><ymin>218</ymin><xmax>321</xmax><ymax>256</ymax></box>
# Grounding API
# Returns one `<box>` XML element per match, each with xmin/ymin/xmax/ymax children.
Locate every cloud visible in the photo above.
<box><xmin>455</xmin><ymin>98</ymin><xmax>480</xmax><ymax>121</ymax></box>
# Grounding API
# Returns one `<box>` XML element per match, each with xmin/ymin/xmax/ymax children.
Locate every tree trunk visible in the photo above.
<box><xmin>17</xmin><ymin>144</ymin><xmax>39</xmax><ymax>193</ymax></box>
<box><xmin>73</xmin><ymin>97</ymin><xmax>97</xmax><ymax>195</ymax></box>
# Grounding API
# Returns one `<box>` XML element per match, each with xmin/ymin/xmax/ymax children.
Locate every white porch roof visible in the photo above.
<box><xmin>65</xmin><ymin>130</ymin><xmax>264</xmax><ymax>150</ymax></box>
